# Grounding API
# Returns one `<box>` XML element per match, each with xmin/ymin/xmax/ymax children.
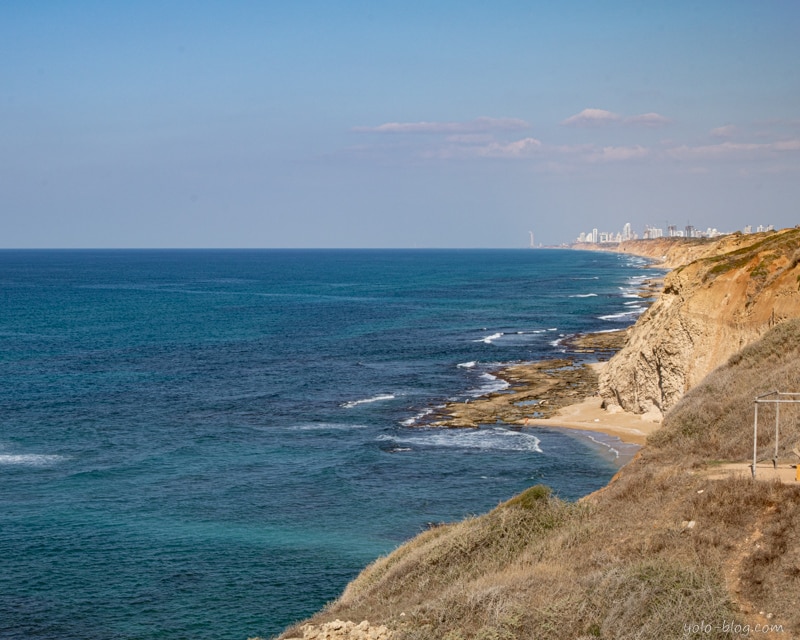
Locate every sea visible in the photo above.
<box><xmin>0</xmin><ymin>248</ymin><xmax>656</xmax><ymax>640</ymax></box>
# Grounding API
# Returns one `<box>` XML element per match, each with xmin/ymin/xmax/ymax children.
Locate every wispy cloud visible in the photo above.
<box><xmin>668</xmin><ymin>139</ymin><xmax>800</xmax><ymax>159</ymax></box>
<box><xmin>353</xmin><ymin>117</ymin><xmax>530</xmax><ymax>134</ymax></box>
<box><xmin>561</xmin><ymin>108</ymin><xmax>671</xmax><ymax>127</ymax></box>
<box><xmin>561</xmin><ymin>108</ymin><xmax>622</xmax><ymax>127</ymax></box>
<box><xmin>348</xmin><ymin>110</ymin><xmax>799</xmax><ymax>177</ymax></box>
<box><xmin>588</xmin><ymin>145</ymin><xmax>650</xmax><ymax>162</ymax></box>
<box><xmin>710</xmin><ymin>125</ymin><xmax>737</xmax><ymax>138</ymax></box>
<box><xmin>477</xmin><ymin>137</ymin><xmax>542</xmax><ymax>157</ymax></box>
<box><xmin>626</xmin><ymin>112</ymin><xmax>672</xmax><ymax>127</ymax></box>
<box><xmin>425</xmin><ymin>136</ymin><xmax>542</xmax><ymax>159</ymax></box>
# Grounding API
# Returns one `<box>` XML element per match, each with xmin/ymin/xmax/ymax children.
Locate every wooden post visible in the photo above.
<box><xmin>752</xmin><ymin>401</ymin><xmax>759</xmax><ymax>479</ymax></box>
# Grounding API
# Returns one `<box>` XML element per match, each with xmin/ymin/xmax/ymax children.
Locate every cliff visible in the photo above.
<box><xmin>267</xmin><ymin>231</ymin><xmax>800</xmax><ymax>640</ymax></box>
<box><xmin>599</xmin><ymin>228</ymin><xmax>800</xmax><ymax>417</ymax></box>
<box><xmin>572</xmin><ymin>232</ymin><xmax>799</xmax><ymax>270</ymax></box>
<box><xmin>272</xmin><ymin>321</ymin><xmax>800</xmax><ymax>640</ymax></box>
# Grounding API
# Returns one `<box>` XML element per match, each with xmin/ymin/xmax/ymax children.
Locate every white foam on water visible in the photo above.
<box><xmin>340</xmin><ymin>394</ymin><xmax>396</xmax><ymax>409</ymax></box>
<box><xmin>467</xmin><ymin>373</ymin><xmax>510</xmax><ymax>397</ymax></box>
<box><xmin>400</xmin><ymin>408</ymin><xmax>434</xmax><ymax>426</ymax></box>
<box><xmin>475</xmin><ymin>332</ymin><xmax>503</xmax><ymax>344</ymax></box>
<box><xmin>288</xmin><ymin>422</ymin><xmax>370</xmax><ymax>431</ymax></box>
<box><xmin>0</xmin><ymin>453</ymin><xmax>64</xmax><ymax>466</ymax></box>
<box><xmin>560</xmin><ymin>428</ymin><xmax>641</xmax><ymax>465</ymax></box>
<box><xmin>598</xmin><ymin>306</ymin><xmax>646</xmax><ymax>321</ymax></box>
<box><xmin>568</xmin><ymin>293</ymin><xmax>598</xmax><ymax>298</ymax></box>
<box><xmin>457</xmin><ymin>361</ymin><xmax>477</xmax><ymax>368</ymax></box>
<box><xmin>379</xmin><ymin>427</ymin><xmax>542</xmax><ymax>453</ymax></box>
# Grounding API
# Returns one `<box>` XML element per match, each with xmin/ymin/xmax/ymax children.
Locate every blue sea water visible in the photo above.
<box><xmin>0</xmin><ymin>249</ymin><xmax>655</xmax><ymax>640</ymax></box>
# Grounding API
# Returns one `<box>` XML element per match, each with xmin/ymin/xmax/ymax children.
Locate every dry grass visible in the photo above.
<box><xmin>275</xmin><ymin>321</ymin><xmax>800</xmax><ymax>640</ymax></box>
<box><xmin>649</xmin><ymin>318</ymin><xmax>800</xmax><ymax>466</ymax></box>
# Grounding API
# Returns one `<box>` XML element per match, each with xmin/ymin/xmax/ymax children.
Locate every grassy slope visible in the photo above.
<box><xmin>278</xmin><ymin>320</ymin><xmax>800</xmax><ymax>640</ymax></box>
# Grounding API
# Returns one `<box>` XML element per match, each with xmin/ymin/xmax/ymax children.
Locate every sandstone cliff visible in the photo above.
<box><xmin>573</xmin><ymin>232</ymin><xmax>788</xmax><ymax>270</ymax></box>
<box><xmin>599</xmin><ymin>228</ymin><xmax>800</xmax><ymax>416</ymax></box>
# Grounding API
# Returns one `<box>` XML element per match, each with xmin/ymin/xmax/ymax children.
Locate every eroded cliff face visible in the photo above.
<box><xmin>599</xmin><ymin>228</ymin><xmax>800</xmax><ymax>417</ymax></box>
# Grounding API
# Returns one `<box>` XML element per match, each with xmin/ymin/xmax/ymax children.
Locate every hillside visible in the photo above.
<box><xmin>267</xmin><ymin>232</ymin><xmax>800</xmax><ymax>640</ymax></box>
<box><xmin>273</xmin><ymin>320</ymin><xmax>800</xmax><ymax>640</ymax></box>
<box><xmin>571</xmin><ymin>232</ymin><xmax>791</xmax><ymax>270</ymax></box>
<box><xmin>600</xmin><ymin>228</ymin><xmax>800</xmax><ymax>417</ymax></box>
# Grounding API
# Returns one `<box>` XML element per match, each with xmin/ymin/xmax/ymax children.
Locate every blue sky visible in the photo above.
<box><xmin>2</xmin><ymin>1</ymin><xmax>798</xmax><ymax>247</ymax></box>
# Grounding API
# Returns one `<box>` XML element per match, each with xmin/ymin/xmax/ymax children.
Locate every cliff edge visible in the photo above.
<box><xmin>599</xmin><ymin>228</ymin><xmax>800</xmax><ymax>417</ymax></box>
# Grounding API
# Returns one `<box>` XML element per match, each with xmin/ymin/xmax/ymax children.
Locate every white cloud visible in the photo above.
<box><xmin>353</xmin><ymin>117</ymin><xmax>530</xmax><ymax>134</ymax></box>
<box><xmin>425</xmin><ymin>136</ymin><xmax>542</xmax><ymax>159</ymax></box>
<box><xmin>589</xmin><ymin>145</ymin><xmax>650</xmax><ymax>162</ymax></box>
<box><xmin>561</xmin><ymin>108</ymin><xmax>622</xmax><ymax>127</ymax></box>
<box><xmin>625</xmin><ymin>112</ymin><xmax>672</xmax><ymax>127</ymax></box>
<box><xmin>668</xmin><ymin>139</ymin><xmax>800</xmax><ymax>159</ymax></box>
<box><xmin>710</xmin><ymin>125</ymin><xmax>737</xmax><ymax>138</ymax></box>
<box><xmin>562</xmin><ymin>108</ymin><xmax>671</xmax><ymax>128</ymax></box>
<box><xmin>478</xmin><ymin>137</ymin><xmax>542</xmax><ymax>157</ymax></box>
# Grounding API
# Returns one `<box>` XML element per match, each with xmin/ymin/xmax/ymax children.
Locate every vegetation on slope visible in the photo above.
<box><xmin>649</xmin><ymin>318</ymin><xmax>800</xmax><ymax>465</ymax></box>
<box><xmin>276</xmin><ymin>321</ymin><xmax>800</xmax><ymax>640</ymax></box>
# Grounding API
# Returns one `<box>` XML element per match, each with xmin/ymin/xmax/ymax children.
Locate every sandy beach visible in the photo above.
<box><xmin>429</xmin><ymin>332</ymin><xmax>662</xmax><ymax>447</ymax></box>
<box><xmin>521</xmin><ymin>389</ymin><xmax>660</xmax><ymax>446</ymax></box>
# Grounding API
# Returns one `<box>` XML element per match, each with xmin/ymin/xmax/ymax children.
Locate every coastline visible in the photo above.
<box><xmin>427</xmin><ymin>317</ymin><xmax>663</xmax><ymax>449</ymax></box>
<box><xmin>428</xmin><ymin>342</ymin><xmax>660</xmax><ymax>447</ymax></box>
<box><xmin>273</xmin><ymin>235</ymin><xmax>800</xmax><ymax>640</ymax></box>
<box><xmin>520</xmin><ymin>368</ymin><xmax>661</xmax><ymax>446</ymax></box>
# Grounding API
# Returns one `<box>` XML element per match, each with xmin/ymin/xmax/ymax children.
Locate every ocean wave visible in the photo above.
<box><xmin>340</xmin><ymin>394</ymin><xmax>396</xmax><ymax>409</ymax></box>
<box><xmin>598</xmin><ymin>307</ymin><xmax>646</xmax><ymax>320</ymax></box>
<box><xmin>563</xmin><ymin>428</ymin><xmax>641</xmax><ymax>463</ymax></box>
<box><xmin>618</xmin><ymin>287</ymin><xmax>642</xmax><ymax>299</ymax></box>
<box><xmin>568</xmin><ymin>293</ymin><xmax>598</xmax><ymax>298</ymax></box>
<box><xmin>0</xmin><ymin>453</ymin><xmax>64</xmax><ymax>466</ymax></box>
<box><xmin>474</xmin><ymin>332</ymin><xmax>503</xmax><ymax>344</ymax></box>
<box><xmin>288</xmin><ymin>422</ymin><xmax>370</xmax><ymax>431</ymax></box>
<box><xmin>378</xmin><ymin>427</ymin><xmax>542</xmax><ymax>453</ymax></box>
<box><xmin>457</xmin><ymin>361</ymin><xmax>477</xmax><ymax>368</ymax></box>
<box><xmin>400</xmin><ymin>408</ymin><xmax>434</xmax><ymax>426</ymax></box>
<box><xmin>468</xmin><ymin>373</ymin><xmax>510</xmax><ymax>397</ymax></box>
<box><xmin>473</xmin><ymin>329</ymin><xmax>558</xmax><ymax>347</ymax></box>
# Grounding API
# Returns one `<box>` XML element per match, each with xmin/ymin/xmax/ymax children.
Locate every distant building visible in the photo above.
<box><xmin>643</xmin><ymin>226</ymin><xmax>663</xmax><ymax>239</ymax></box>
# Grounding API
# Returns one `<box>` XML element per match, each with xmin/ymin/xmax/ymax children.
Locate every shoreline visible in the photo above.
<box><xmin>424</xmin><ymin>253</ymin><xmax>669</xmax><ymax>449</ymax></box>
<box><xmin>429</xmin><ymin>355</ymin><xmax>661</xmax><ymax>447</ymax></box>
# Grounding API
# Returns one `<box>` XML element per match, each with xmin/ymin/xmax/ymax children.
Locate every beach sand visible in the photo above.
<box><xmin>428</xmin><ymin>334</ymin><xmax>662</xmax><ymax>447</ymax></box>
<box><xmin>520</xmin><ymin>390</ymin><xmax>660</xmax><ymax>446</ymax></box>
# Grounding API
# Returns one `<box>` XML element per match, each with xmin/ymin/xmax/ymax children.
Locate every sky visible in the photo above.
<box><xmin>2</xmin><ymin>0</ymin><xmax>799</xmax><ymax>248</ymax></box>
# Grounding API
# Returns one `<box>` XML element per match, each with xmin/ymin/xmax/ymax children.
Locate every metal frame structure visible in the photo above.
<box><xmin>752</xmin><ymin>391</ymin><xmax>800</xmax><ymax>479</ymax></box>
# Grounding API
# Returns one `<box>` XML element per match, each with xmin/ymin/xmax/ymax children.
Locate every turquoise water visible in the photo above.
<box><xmin>0</xmin><ymin>249</ymin><xmax>652</xmax><ymax>639</ymax></box>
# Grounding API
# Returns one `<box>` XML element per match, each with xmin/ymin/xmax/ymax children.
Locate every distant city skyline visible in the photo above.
<box><xmin>2</xmin><ymin>2</ymin><xmax>799</xmax><ymax>248</ymax></box>
<box><xmin>573</xmin><ymin>221</ymin><xmax>780</xmax><ymax>245</ymax></box>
